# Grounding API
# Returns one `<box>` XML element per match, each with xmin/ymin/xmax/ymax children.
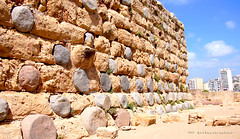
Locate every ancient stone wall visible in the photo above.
<box><xmin>0</xmin><ymin>0</ymin><xmax>190</xmax><ymax>138</ymax></box>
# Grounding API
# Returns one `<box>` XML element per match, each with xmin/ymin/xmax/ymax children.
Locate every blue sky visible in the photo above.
<box><xmin>160</xmin><ymin>0</ymin><xmax>240</xmax><ymax>82</ymax></box>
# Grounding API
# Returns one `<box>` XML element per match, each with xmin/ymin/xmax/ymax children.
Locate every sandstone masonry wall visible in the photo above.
<box><xmin>0</xmin><ymin>0</ymin><xmax>190</xmax><ymax>138</ymax></box>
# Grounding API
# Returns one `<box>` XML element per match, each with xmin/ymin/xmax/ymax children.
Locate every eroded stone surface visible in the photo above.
<box><xmin>11</xmin><ymin>6</ymin><xmax>34</xmax><ymax>32</ymax></box>
<box><xmin>49</xmin><ymin>95</ymin><xmax>71</xmax><ymax>117</ymax></box>
<box><xmin>18</xmin><ymin>65</ymin><xmax>40</xmax><ymax>92</ymax></box>
<box><xmin>96</xmin><ymin>126</ymin><xmax>118</xmax><ymax>139</ymax></box>
<box><xmin>21</xmin><ymin>115</ymin><xmax>57</xmax><ymax>139</ymax></box>
<box><xmin>81</xmin><ymin>107</ymin><xmax>107</xmax><ymax>135</ymax></box>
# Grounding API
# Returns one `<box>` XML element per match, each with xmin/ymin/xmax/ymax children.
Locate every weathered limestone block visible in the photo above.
<box><xmin>121</xmin><ymin>75</ymin><xmax>130</xmax><ymax>92</ymax></box>
<box><xmin>119</xmin><ymin>5</ymin><xmax>131</xmax><ymax>18</ymax></box>
<box><xmin>54</xmin><ymin>116</ymin><xmax>89</xmax><ymax>139</ymax></box>
<box><xmin>0</xmin><ymin>91</ymin><xmax>53</xmax><ymax>120</ymax></box>
<box><xmin>115</xmin><ymin>57</ymin><xmax>130</xmax><ymax>75</ymax></box>
<box><xmin>73</xmin><ymin>69</ymin><xmax>90</xmax><ymax>93</ymax></box>
<box><xmin>39</xmin><ymin>65</ymin><xmax>75</xmax><ymax>93</ymax></box>
<box><xmin>115</xmin><ymin>109</ymin><xmax>130</xmax><ymax>128</ymax></box>
<box><xmin>0</xmin><ymin>97</ymin><xmax>9</xmax><ymax>121</ymax></box>
<box><xmin>0</xmin><ymin>121</ymin><xmax>22</xmax><ymax>139</ymax></box>
<box><xmin>111</xmin><ymin>41</ymin><xmax>125</xmax><ymax>57</ymax></box>
<box><xmin>103</xmin><ymin>21</ymin><xmax>118</xmax><ymax>41</ymax></box>
<box><xmin>131</xmin><ymin>92</ymin><xmax>142</xmax><ymax>106</ymax></box>
<box><xmin>18</xmin><ymin>65</ymin><xmax>40</xmax><ymax>92</ymax></box>
<box><xmin>94</xmin><ymin>36</ymin><xmax>111</xmax><ymax>54</ymax></box>
<box><xmin>132</xmin><ymin>0</ymin><xmax>144</xmax><ymax>15</ymax></box>
<box><xmin>49</xmin><ymin>95</ymin><xmax>71</xmax><ymax>117</ymax></box>
<box><xmin>108</xmin><ymin>10</ymin><xmax>130</xmax><ymax>29</ymax></box>
<box><xmin>109</xmin><ymin>75</ymin><xmax>121</xmax><ymax>92</ymax></box>
<box><xmin>131</xmin><ymin>114</ymin><xmax>156</xmax><ymax>127</ymax></box>
<box><xmin>117</xmin><ymin>93</ymin><xmax>128</xmax><ymax>108</ymax></box>
<box><xmin>21</xmin><ymin>115</ymin><xmax>57</xmax><ymax>139</ymax></box>
<box><xmin>46</xmin><ymin>0</ymin><xmax>64</xmax><ymax>21</ymax></box>
<box><xmin>71</xmin><ymin>45</ymin><xmax>95</xmax><ymax>69</ymax></box>
<box><xmin>0</xmin><ymin>0</ymin><xmax>12</xmax><ymax>26</ymax></box>
<box><xmin>62</xmin><ymin>93</ymin><xmax>92</xmax><ymax>116</ymax></box>
<box><xmin>132</xmin><ymin>10</ymin><xmax>147</xmax><ymax>28</ymax></box>
<box><xmin>213</xmin><ymin>116</ymin><xmax>229</xmax><ymax>126</ymax></box>
<box><xmin>96</xmin><ymin>126</ymin><xmax>118</xmax><ymax>139</ymax></box>
<box><xmin>144</xmin><ymin>93</ymin><xmax>154</xmax><ymax>106</ymax></box>
<box><xmin>81</xmin><ymin>107</ymin><xmax>107</xmax><ymax>135</ymax></box>
<box><xmin>0</xmin><ymin>28</ymin><xmax>55</xmax><ymax>64</ymax></box>
<box><xmin>94</xmin><ymin>94</ymin><xmax>111</xmax><ymax>110</ymax></box>
<box><xmin>11</xmin><ymin>6</ymin><xmax>34</xmax><ymax>32</ymax></box>
<box><xmin>94</xmin><ymin>52</ymin><xmax>109</xmax><ymax>72</ymax></box>
<box><xmin>118</xmin><ymin>29</ymin><xmax>133</xmax><ymax>47</ymax></box>
<box><xmin>31</xmin><ymin>12</ymin><xmax>86</xmax><ymax>44</ymax></box>
<box><xmin>100</xmin><ymin>73</ymin><xmax>112</xmax><ymax>92</ymax></box>
<box><xmin>53</xmin><ymin>44</ymin><xmax>70</xmax><ymax>67</ymax></box>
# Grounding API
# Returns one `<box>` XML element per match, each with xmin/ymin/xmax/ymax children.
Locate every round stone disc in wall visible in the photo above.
<box><xmin>120</xmin><ymin>76</ymin><xmax>130</xmax><ymax>92</ymax></box>
<box><xmin>53</xmin><ymin>44</ymin><xmax>70</xmax><ymax>67</ymax></box>
<box><xmin>82</xmin><ymin>0</ymin><xmax>98</xmax><ymax>12</ymax></box>
<box><xmin>49</xmin><ymin>95</ymin><xmax>71</xmax><ymax>117</ymax></box>
<box><xmin>11</xmin><ymin>6</ymin><xmax>34</xmax><ymax>32</ymax></box>
<box><xmin>125</xmin><ymin>47</ymin><xmax>132</xmax><ymax>60</ymax></box>
<box><xmin>73</xmin><ymin>69</ymin><xmax>90</xmax><ymax>93</ymax></box>
<box><xmin>100</xmin><ymin>73</ymin><xmax>112</xmax><ymax>92</ymax></box>
<box><xmin>135</xmin><ymin>79</ymin><xmax>144</xmax><ymax>93</ymax></box>
<box><xmin>0</xmin><ymin>98</ymin><xmax>9</xmax><ymax>121</ymax></box>
<box><xmin>18</xmin><ymin>65</ymin><xmax>40</xmax><ymax>92</ymax></box>
<box><xmin>147</xmin><ymin>78</ymin><xmax>154</xmax><ymax>93</ymax></box>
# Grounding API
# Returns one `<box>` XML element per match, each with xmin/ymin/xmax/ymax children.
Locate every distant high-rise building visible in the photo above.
<box><xmin>219</xmin><ymin>68</ymin><xmax>233</xmax><ymax>91</ymax></box>
<box><xmin>208</xmin><ymin>78</ymin><xmax>222</xmax><ymax>92</ymax></box>
<box><xmin>188</xmin><ymin>77</ymin><xmax>203</xmax><ymax>90</ymax></box>
<box><xmin>232</xmin><ymin>75</ymin><xmax>240</xmax><ymax>92</ymax></box>
<box><xmin>203</xmin><ymin>82</ymin><xmax>210</xmax><ymax>91</ymax></box>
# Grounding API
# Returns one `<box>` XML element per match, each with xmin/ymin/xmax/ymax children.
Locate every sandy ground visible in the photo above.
<box><xmin>117</xmin><ymin>103</ymin><xmax>240</xmax><ymax>139</ymax></box>
<box><xmin>86</xmin><ymin>102</ymin><xmax>240</xmax><ymax>139</ymax></box>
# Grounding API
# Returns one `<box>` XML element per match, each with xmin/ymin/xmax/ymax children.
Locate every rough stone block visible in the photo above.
<box><xmin>73</xmin><ymin>69</ymin><xmax>90</xmax><ymax>93</ymax></box>
<box><xmin>115</xmin><ymin>109</ymin><xmax>130</xmax><ymax>128</ymax></box>
<box><xmin>118</xmin><ymin>29</ymin><xmax>132</xmax><ymax>47</ymax></box>
<box><xmin>0</xmin><ymin>121</ymin><xmax>22</xmax><ymax>139</ymax></box>
<box><xmin>120</xmin><ymin>76</ymin><xmax>130</xmax><ymax>92</ymax></box>
<box><xmin>53</xmin><ymin>44</ymin><xmax>70</xmax><ymax>67</ymax></box>
<box><xmin>96</xmin><ymin>126</ymin><xmax>118</xmax><ymax>139</ymax></box>
<box><xmin>94</xmin><ymin>36</ymin><xmax>111</xmax><ymax>54</ymax></box>
<box><xmin>94</xmin><ymin>52</ymin><xmax>109</xmax><ymax>72</ymax></box>
<box><xmin>100</xmin><ymin>73</ymin><xmax>112</xmax><ymax>92</ymax></box>
<box><xmin>103</xmin><ymin>21</ymin><xmax>118</xmax><ymax>41</ymax></box>
<box><xmin>94</xmin><ymin>94</ymin><xmax>111</xmax><ymax>110</ymax></box>
<box><xmin>49</xmin><ymin>95</ymin><xmax>71</xmax><ymax>117</ymax></box>
<box><xmin>81</xmin><ymin>107</ymin><xmax>107</xmax><ymax>135</ymax></box>
<box><xmin>131</xmin><ymin>114</ymin><xmax>156</xmax><ymax>127</ymax></box>
<box><xmin>21</xmin><ymin>115</ymin><xmax>57</xmax><ymax>139</ymax></box>
<box><xmin>0</xmin><ymin>97</ymin><xmax>9</xmax><ymax>121</ymax></box>
<box><xmin>18</xmin><ymin>65</ymin><xmax>40</xmax><ymax>92</ymax></box>
<box><xmin>11</xmin><ymin>6</ymin><xmax>34</xmax><ymax>32</ymax></box>
<box><xmin>213</xmin><ymin>116</ymin><xmax>229</xmax><ymax>126</ymax></box>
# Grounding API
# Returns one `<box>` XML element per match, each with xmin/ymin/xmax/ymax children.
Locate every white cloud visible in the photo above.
<box><xmin>187</xmin><ymin>33</ymin><xmax>195</xmax><ymax>38</ymax></box>
<box><xmin>225</xmin><ymin>21</ymin><xmax>236</xmax><ymax>29</ymax></box>
<box><xmin>204</xmin><ymin>40</ymin><xmax>235</xmax><ymax>57</ymax></box>
<box><xmin>188</xmin><ymin>51</ymin><xmax>196</xmax><ymax>60</ymax></box>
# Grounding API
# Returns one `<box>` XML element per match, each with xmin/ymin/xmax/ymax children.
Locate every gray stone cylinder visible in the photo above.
<box><xmin>0</xmin><ymin>98</ymin><xmax>9</xmax><ymax>121</ymax></box>
<box><xmin>100</xmin><ymin>73</ymin><xmax>112</xmax><ymax>92</ymax></box>
<box><xmin>120</xmin><ymin>76</ymin><xmax>130</xmax><ymax>92</ymax></box>
<box><xmin>53</xmin><ymin>44</ymin><xmax>71</xmax><ymax>67</ymax></box>
<box><xmin>49</xmin><ymin>95</ymin><xmax>71</xmax><ymax>117</ymax></box>
<box><xmin>135</xmin><ymin>79</ymin><xmax>144</xmax><ymax>93</ymax></box>
<box><xmin>94</xmin><ymin>94</ymin><xmax>111</xmax><ymax>110</ymax></box>
<box><xmin>73</xmin><ymin>69</ymin><xmax>90</xmax><ymax>93</ymax></box>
